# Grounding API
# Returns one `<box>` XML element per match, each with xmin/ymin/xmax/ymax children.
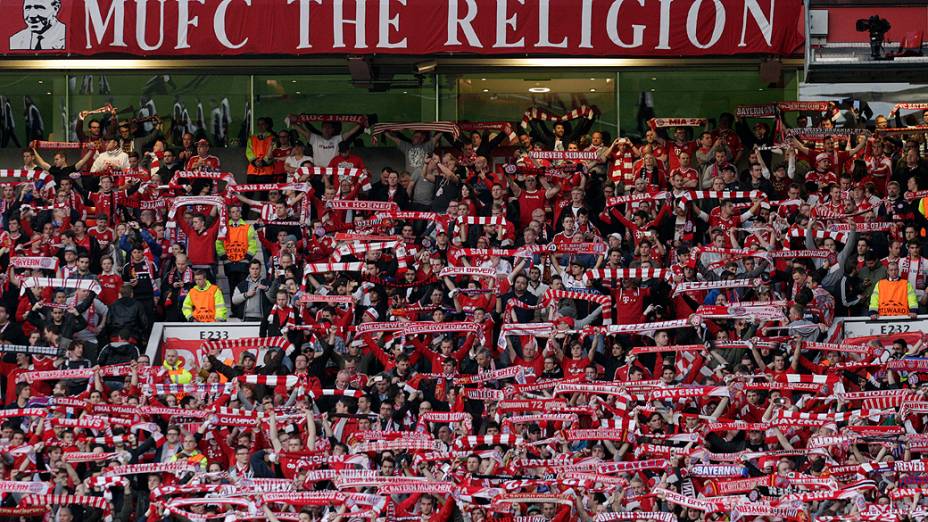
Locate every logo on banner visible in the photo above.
<box><xmin>10</xmin><ymin>0</ymin><xmax>66</xmax><ymax>50</ymax></box>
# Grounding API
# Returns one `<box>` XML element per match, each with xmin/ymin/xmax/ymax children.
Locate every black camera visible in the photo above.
<box><xmin>856</xmin><ymin>15</ymin><xmax>892</xmax><ymax>60</ymax></box>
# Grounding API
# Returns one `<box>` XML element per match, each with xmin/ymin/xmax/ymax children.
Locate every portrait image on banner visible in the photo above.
<box><xmin>9</xmin><ymin>0</ymin><xmax>65</xmax><ymax>50</ymax></box>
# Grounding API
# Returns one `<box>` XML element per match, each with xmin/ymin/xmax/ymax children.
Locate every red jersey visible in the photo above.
<box><xmin>806</xmin><ymin>170</ymin><xmax>837</xmax><ymax>188</ymax></box>
<box><xmin>89</xmin><ymin>191</ymin><xmax>123</xmax><ymax>225</ymax></box>
<box><xmin>98</xmin><ymin>273</ymin><xmax>123</xmax><ymax>305</ymax></box>
<box><xmin>518</xmin><ymin>189</ymin><xmax>547</xmax><ymax>228</ymax></box>
<box><xmin>671</xmin><ymin>167</ymin><xmax>699</xmax><ymax>186</ymax></box>
<box><xmin>184</xmin><ymin>154</ymin><xmax>221</xmax><ymax>172</ymax></box>
<box><xmin>272</xmin><ymin>146</ymin><xmax>292</xmax><ymax>175</ymax></box>
<box><xmin>612</xmin><ymin>287</ymin><xmax>650</xmax><ymax>325</ymax></box>
<box><xmin>88</xmin><ymin>226</ymin><xmax>115</xmax><ymax>251</ymax></box>
<box><xmin>668</xmin><ymin>141</ymin><xmax>698</xmax><ymax>171</ymax></box>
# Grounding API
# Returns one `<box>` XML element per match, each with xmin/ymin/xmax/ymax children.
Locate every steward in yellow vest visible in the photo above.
<box><xmin>182</xmin><ymin>270</ymin><xmax>228</xmax><ymax>323</ymax></box>
<box><xmin>869</xmin><ymin>261</ymin><xmax>918</xmax><ymax>319</ymax></box>
<box><xmin>162</xmin><ymin>349</ymin><xmax>192</xmax><ymax>384</ymax></box>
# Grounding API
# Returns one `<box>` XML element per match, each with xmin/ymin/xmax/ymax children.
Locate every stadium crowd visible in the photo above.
<box><xmin>2</xmin><ymin>99</ymin><xmax>928</xmax><ymax>522</ymax></box>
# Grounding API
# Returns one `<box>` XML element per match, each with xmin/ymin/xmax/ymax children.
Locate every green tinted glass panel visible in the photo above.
<box><xmin>254</xmin><ymin>74</ymin><xmax>435</xmax><ymax>145</ymax></box>
<box><xmin>618</xmin><ymin>69</ymin><xmax>798</xmax><ymax>137</ymax></box>
<box><xmin>0</xmin><ymin>72</ymin><xmax>66</xmax><ymax>146</ymax></box>
<box><xmin>67</xmin><ymin>74</ymin><xmax>250</xmax><ymax>148</ymax></box>
<box><xmin>445</xmin><ymin>72</ymin><xmax>618</xmax><ymax>138</ymax></box>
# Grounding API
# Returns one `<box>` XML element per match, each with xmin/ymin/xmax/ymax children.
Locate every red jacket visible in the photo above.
<box><xmin>177</xmin><ymin>211</ymin><xmax>220</xmax><ymax>265</ymax></box>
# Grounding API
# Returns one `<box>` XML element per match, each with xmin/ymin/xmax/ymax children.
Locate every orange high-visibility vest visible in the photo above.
<box><xmin>189</xmin><ymin>284</ymin><xmax>220</xmax><ymax>322</ymax></box>
<box><xmin>877</xmin><ymin>279</ymin><xmax>911</xmax><ymax>317</ymax></box>
<box><xmin>223</xmin><ymin>223</ymin><xmax>249</xmax><ymax>262</ymax></box>
<box><xmin>247</xmin><ymin>135</ymin><xmax>274</xmax><ymax>175</ymax></box>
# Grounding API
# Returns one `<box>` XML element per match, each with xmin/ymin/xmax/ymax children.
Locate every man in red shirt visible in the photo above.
<box><xmin>89</xmin><ymin>175</ymin><xmax>123</xmax><ymax>226</ymax></box>
<box><xmin>862</xmin><ymin>139</ymin><xmax>893</xmax><ymax>195</ymax></box>
<box><xmin>271</xmin><ymin>129</ymin><xmax>293</xmax><ymax>179</ymax></box>
<box><xmin>508</xmin><ymin>175</ymin><xmax>560</xmax><ymax>229</ymax></box>
<box><xmin>613</xmin><ymin>277</ymin><xmax>650</xmax><ymax>325</ymax></box>
<box><xmin>184</xmin><ymin>139</ymin><xmax>221</xmax><ymax>172</ymax></box>
<box><xmin>177</xmin><ymin>206</ymin><xmax>221</xmax><ymax>281</ymax></box>
<box><xmin>666</xmin><ymin>127</ymin><xmax>699</xmax><ymax>171</ymax></box>
<box><xmin>326</xmin><ymin>141</ymin><xmax>366</xmax><ymax>189</ymax></box>
<box><xmin>670</xmin><ymin>151</ymin><xmax>699</xmax><ymax>189</ymax></box>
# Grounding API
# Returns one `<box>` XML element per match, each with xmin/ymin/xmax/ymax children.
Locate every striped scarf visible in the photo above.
<box><xmin>454</xmin><ymin>434</ymin><xmax>523</xmax><ymax>449</ymax></box>
<box><xmin>583</xmin><ymin>268</ymin><xmax>668</xmax><ymax>284</ymax></box>
<box><xmin>167</xmin><ymin>195</ymin><xmax>228</xmax><ymax>238</ymax></box>
<box><xmin>297</xmin><ymin>167</ymin><xmax>373</xmax><ymax>193</ymax></box>
<box><xmin>457</xmin><ymin>215</ymin><xmax>507</xmax><ymax>226</ymax></box>
<box><xmin>200</xmin><ymin>336</ymin><xmax>295</xmax><ymax>361</ymax></box>
<box><xmin>19</xmin><ymin>276</ymin><xmax>102</xmax><ymax>296</ymax></box>
<box><xmin>543</xmin><ymin>288</ymin><xmax>612</xmax><ymax>325</ymax></box>
<box><xmin>679</xmin><ymin>189</ymin><xmax>764</xmax><ymax>202</ymax></box>
<box><xmin>520</xmin><ymin>105</ymin><xmax>597</xmax><ymax>130</ymax></box>
<box><xmin>239</xmin><ymin>374</ymin><xmax>300</xmax><ymax>387</ymax></box>
<box><xmin>21</xmin><ymin>494</ymin><xmax>112</xmax><ymax>519</ymax></box>
<box><xmin>496</xmin><ymin>322</ymin><xmax>555</xmax><ymax>350</ymax></box>
<box><xmin>303</xmin><ymin>262</ymin><xmax>364</xmax><ymax>274</ymax></box>
<box><xmin>370</xmin><ymin>122</ymin><xmax>461</xmax><ymax>142</ymax></box>
<box><xmin>0</xmin><ymin>168</ymin><xmax>54</xmax><ymax>187</ymax></box>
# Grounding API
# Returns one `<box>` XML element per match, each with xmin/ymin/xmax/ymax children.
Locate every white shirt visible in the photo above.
<box><xmin>285</xmin><ymin>155</ymin><xmax>311</xmax><ymax>174</ymax></box>
<box><xmin>90</xmin><ymin>150</ymin><xmax>130</xmax><ymax>173</ymax></box>
<box><xmin>308</xmin><ymin>134</ymin><xmax>341</xmax><ymax>168</ymax></box>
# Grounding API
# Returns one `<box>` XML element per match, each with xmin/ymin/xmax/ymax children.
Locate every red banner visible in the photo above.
<box><xmin>0</xmin><ymin>0</ymin><xmax>803</xmax><ymax>57</ymax></box>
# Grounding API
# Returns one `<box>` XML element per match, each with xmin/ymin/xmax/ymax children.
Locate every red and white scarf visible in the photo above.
<box><xmin>19</xmin><ymin>276</ymin><xmax>102</xmax><ymax>295</ymax></box>
<box><xmin>520</xmin><ymin>105</ymin><xmax>597</xmax><ymax>130</ymax></box>
<box><xmin>286</xmin><ymin>113</ymin><xmax>370</xmax><ymax>126</ymax></box>
<box><xmin>11</xmin><ymin>256</ymin><xmax>60</xmax><ymax>271</ymax></box>
<box><xmin>649</xmin><ymin>117</ymin><xmax>707</xmax><ymax>129</ymax></box>
<box><xmin>167</xmin><ymin>195</ymin><xmax>229</xmax><ymax>238</ymax></box>
<box><xmin>543</xmin><ymin>289</ymin><xmax>612</xmax><ymax>325</ymax></box>
<box><xmin>370</xmin><ymin>122</ymin><xmax>461</xmax><ymax>142</ymax></box>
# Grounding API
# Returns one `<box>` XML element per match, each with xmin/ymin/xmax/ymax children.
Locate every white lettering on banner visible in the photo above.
<box><xmin>176</xmin><ymin>0</ymin><xmax>204</xmax><ymax>50</ymax></box>
<box><xmin>85</xmin><ymin>0</ymin><xmax>127</xmax><ymax>48</ymax></box>
<box><xmin>579</xmin><ymin>0</ymin><xmax>593</xmax><ymax>48</ymax></box>
<box><xmin>136</xmin><ymin>0</ymin><xmax>166</xmax><ymax>51</ymax></box>
<box><xmin>66</xmin><ymin>0</ymin><xmax>798</xmax><ymax>56</ymax></box>
<box><xmin>536</xmin><ymin>0</ymin><xmax>566</xmax><ymax>47</ymax></box>
<box><xmin>215</xmin><ymin>0</ymin><xmax>250</xmax><ymax>49</ymax></box>
<box><xmin>334</xmin><ymin>0</ymin><xmax>367</xmax><ymax>48</ymax></box>
<box><xmin>740</xmin><ymin>0</ymin><xmax>774</xmax><ymax>46</ymax></box>
<box><xmin>495</xmin><ymin>0</ymin><xmax>525</xmax><ymax>48</ymax></box>
<box><xmin>378</xmin><ymin>0</ymin><xmax>408</xmax><ymax>48</ymax></box>
<box><xmin>656</xmin><ymin>0</ymin><xmax>673</xmax><ymax>49</ymax></box>
<box><xmin>607</xmin><ymin>0</ymin><xmax>645</xmax><ymax>48</ymax></box>
<box><xmin>687</xmin><ymin>0</ymin><xmax>726</xmax><ymax>49</ymax></box>
<box><xmin>289</xmin><ymin>0</ymin><xmax>323</xmax><ymax>49</ymax></box>
<box><xmin>446</xmin><ymin>0</ymin><xmax>482</xmax><ymax>47</ymax></box>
